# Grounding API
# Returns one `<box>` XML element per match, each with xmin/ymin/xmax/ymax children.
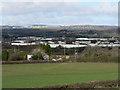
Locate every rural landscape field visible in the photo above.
<box><xmin>1</xmin><ymin>1</ymin><xmax>119</xmax><ymax>89</ymax></box>
<box><xmin>2</xmin><ymin>63</ymin><xmax>118</xmax><ymax>88</ymax></box>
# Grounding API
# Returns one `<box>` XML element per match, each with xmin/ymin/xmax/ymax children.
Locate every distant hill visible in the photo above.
<box><xmin>25</xmin><ymin>25</ymin><xmax>118</xmax><ymax>31</ymax></box>
<box><xmin>1</xmin><ymin>24</ymin><xmax>118</xmax><ymax>30</ymax></box>
<box><xmin>31</xmin><ymin>24</ymin><xmax>47</xmax><ymax>26</ymax></box>
<box><xmin>1</xmin><ymin>25</ymin><xmax>119</xmax><ymax>38</ymax></box>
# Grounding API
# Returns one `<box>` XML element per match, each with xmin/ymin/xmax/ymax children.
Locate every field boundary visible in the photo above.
<box><xmin>2</xmin><ymin>60</ymin><xmax>119</xmax><ymax>64</ymax></box>
<box><xmin>36</xmin><ymin>79</ymin><xmax>119</xmax><ymax>88</ymax></box>
<box><xmin>2</xmin><ymin>60</ymin><xmax>62</xmax><ymax>64</ymax></box>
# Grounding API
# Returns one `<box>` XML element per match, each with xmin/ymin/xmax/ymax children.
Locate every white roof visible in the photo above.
<box><xmin>76</xmin><ymin>38</ymin><xmax>108</xmax><ymax>41</ymax></box>
<box><xmin>61</xmin><ymin>44</ymin><xmax>87</xmax><ymax>48</ymax></box>
<box><xmin>49</xmin><ymin>44</ymin><xmax>87</xmax><ymax>48</ymax></box>
<box><xmin>49</xmin><ymin>44</ymin><xmax>59</xmax><ymax>48</ymax></box>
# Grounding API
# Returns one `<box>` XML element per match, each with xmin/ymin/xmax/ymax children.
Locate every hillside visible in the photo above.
<box><xmin>1</xmin><ymin>25</ymin><xmax>118</xmax><ymax>38</ymax></box>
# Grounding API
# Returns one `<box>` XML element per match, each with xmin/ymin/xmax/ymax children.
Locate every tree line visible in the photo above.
<box><xmin>2</xmin><ymin>44</ymin><xmax>52</xmax><ymax>61</ymax></box>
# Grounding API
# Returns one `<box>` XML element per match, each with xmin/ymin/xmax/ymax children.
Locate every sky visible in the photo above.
<box><xmin>0</xmin><ymin>0</ymin><xmax>119</xmax><ymax>25</ymax></box>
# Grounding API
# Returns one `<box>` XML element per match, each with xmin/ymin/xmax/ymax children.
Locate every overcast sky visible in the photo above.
<box><xmin>0</xmin><ymin>0</ymin><xmax>118</xmax><ymax>25</ymax></box>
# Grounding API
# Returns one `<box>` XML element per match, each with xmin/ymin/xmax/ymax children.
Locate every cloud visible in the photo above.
<box><xmin>1</xmin><ymin>1</ymin><xmax>118</xmax><ymax>25</ymax></box>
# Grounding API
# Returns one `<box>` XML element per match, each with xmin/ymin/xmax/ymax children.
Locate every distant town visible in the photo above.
<box><xmin>1</xmin><ymin>24</ymin><xmax>119</xmax><ymax>47</ymax></box>
<box><xmin>9</xmin><ymin>36</ymin><xmax>120</xmax><ymax>48</ymax></box>
<box><xmin>1</xmin><ymin>24</ymin><xmax>119</xmax><ymax>61</ymax></box>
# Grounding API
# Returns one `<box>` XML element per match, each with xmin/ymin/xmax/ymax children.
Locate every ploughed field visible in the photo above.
<box><xmin>2</xmin><ymin>63</ymin><xmax>118</xmax><ymax>88</ymax></box>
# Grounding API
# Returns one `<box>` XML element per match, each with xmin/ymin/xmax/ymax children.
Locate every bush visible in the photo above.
<box><xmin>3</xmin><ymin>49</ymin><xmax>28</xmax><ymax>61</ymax></box>
<box><xmin>40</xmin><ymin>79</ymin><xmax>119</xmax><ymax>88</ymax></box>
<box><xmin>8</xmin><ymin>53</ymin><xmax>21</xmax><ymax>61</ymax></box>
<box><xmin>31</xmin><ymin>53</ymin><xmax>43</xmax><ymax>60</ymax></box>
<box><xmin>39</xmin><ymin>44</ymin><xmax>52</xmax><ymax>56</ymax></box>
<box><xmin>77</xmin><ymin>46</ymin><xmax>118</xmax><ymax>63</ymax></box>
<box><xmin>2</xmin><ymin>49</ymin><xmax>9</xmax><ymax>61</ymax></box>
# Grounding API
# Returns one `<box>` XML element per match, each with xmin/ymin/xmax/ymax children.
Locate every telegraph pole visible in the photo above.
<box><xmin>74</xmin><ymin>47</ymin><xmax>78</xmax><ymax>62</ymax></box>
<box><xmin>63</xmin><ymin>35</ymin><xmax>66</xmax><ymax>56</ymax></box>
<box><xmin>64</xmin><ymin>47</ymin><xmax>65</xmax><ymax>56</ymax></box>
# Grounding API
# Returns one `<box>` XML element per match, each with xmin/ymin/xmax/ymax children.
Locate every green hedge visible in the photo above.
<box><xmin>39</xmin><ymin>79</ymin><xmax>119</xmax><ymax>88</ymax></box>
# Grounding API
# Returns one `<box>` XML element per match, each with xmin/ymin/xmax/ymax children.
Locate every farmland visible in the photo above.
<box><xmin>2</xmin><ymin>63</ymin><xmax>118</xmax><ymax>88</ymax></box>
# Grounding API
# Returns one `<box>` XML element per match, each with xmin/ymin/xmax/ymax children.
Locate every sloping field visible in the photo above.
<box><xmin>2</xmin><ymin>63</ymin><xmax>118</xmax><ymax>88</ymax></box>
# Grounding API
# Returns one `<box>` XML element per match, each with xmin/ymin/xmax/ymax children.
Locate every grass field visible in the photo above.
<box><xmin>2</xmin><ymin>63</ymin><xmax>118</xmax><ymax>88</ymax></box>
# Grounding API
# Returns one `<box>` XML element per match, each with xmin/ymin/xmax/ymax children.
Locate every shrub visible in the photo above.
<box><xmin>40</xmin><ymin>79</ymin><xmax>119</xmax><ymax>88</ymax></box>
<box><xmin>39</xmin><ymin>44</ymin><xmax>52</xmax><ymax>56</ymax></box>
<box><xmin>7</xmin><ymin>50</ymin><xmax>27</xmax><ymax>61</ymax></box>
<box><xmin>8</xmin><ymin>53</ymin><xmax>21</xmax><ymax>61</ymax></box>
<box><xmin>32</xmin><ymin>53</ymin><xmax>43</xmax><ymax>60</ymax></box>
<box><xmin>77</xmin><ymin>46</ymin><xmax>118</xmax><ymax>62</ymax></box>
<box><xmin>2</xmin><ymin>49</ymin><xmax>9</xmax><ymax>61</ymax></box>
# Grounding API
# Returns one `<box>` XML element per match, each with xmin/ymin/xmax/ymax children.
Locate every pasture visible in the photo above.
<box><xmin>2</xmin><ymin>63</ymin><xmax>118</xmax><ymax>88</ymax></box>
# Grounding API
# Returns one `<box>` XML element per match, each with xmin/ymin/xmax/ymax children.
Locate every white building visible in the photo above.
<box><xmin>49</xmin><ymin>44</ymin><xmax>60</xmax><ymax>48</ymax></box>
<box><xmin>27</xmin><ymin>54</ymin><xmax>33</xmax><ymax>60</ymax></box>
<box><xmin>41</xmin><ymin>38</ymin><xmax>53</xmax><ymax>41</ymax></box>
<box><xmin>49</xmin><ymin>44</ymin><xmax>87</xmax><ymax>48</ymax></box>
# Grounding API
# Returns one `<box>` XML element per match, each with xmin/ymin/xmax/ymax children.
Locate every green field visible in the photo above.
<box><xmin>2</xmin><ymin>63</ymin><xmax>118</xmax><ymax>88</ymax></box>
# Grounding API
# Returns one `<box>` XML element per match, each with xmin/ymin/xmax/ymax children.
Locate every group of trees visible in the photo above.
<box><xmin>39</xmin><ymin>44</ymin><xmax>51</xmax><ymax>56</ymax></box>
<box><xmin>2</xmin><ymin>44</ymin><xmax>119</xmax><ymax>63</ymax></box>
<box><xmin>76</xmin><ymin>46</ymin><xmax>119</xmax><ymax>63</ymax></box>
<box><xmin>31</xmin><ymin>44</ymin><xmax>51</xmax><ymax>60</ymax></box>
<box><xmin>2</xmin><ymin>49</ymin><xmax>9</xmax><ymax>61</ymax></box>
<box><xmin>2</xmin><ymin>44</ymin><xmax>52</xmax><ymax>61</ymax></box>
<box><xmin>2</xmin><ymin>49</ymin><xmax>28</xmax><ymax>61</ymax></box>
